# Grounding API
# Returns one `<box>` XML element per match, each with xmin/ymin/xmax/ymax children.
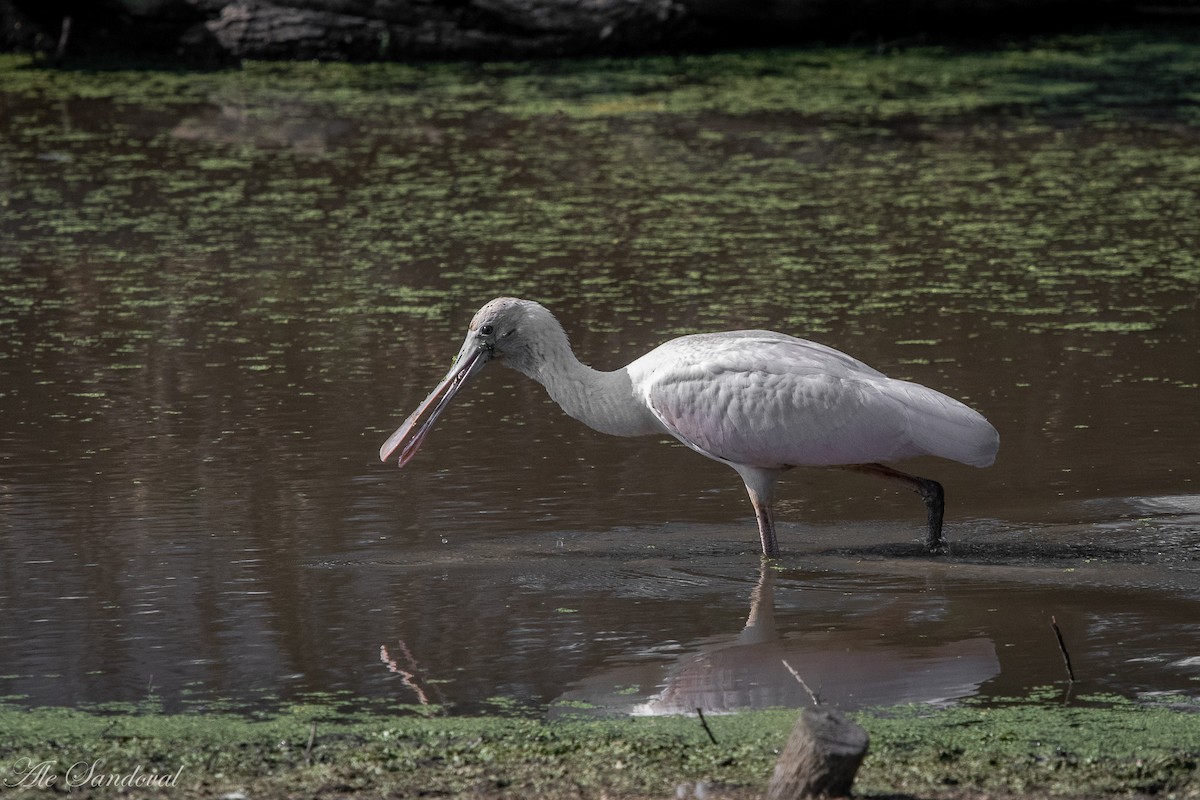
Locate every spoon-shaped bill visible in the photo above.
<box><xmin>379</xmin><ymin>345</ymin><xmax>490</xmax><ymax>467</ymax></box>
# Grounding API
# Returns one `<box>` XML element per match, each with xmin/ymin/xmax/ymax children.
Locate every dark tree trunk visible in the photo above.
<box><xmin>197</xmin><ymin>0</ymin><xmax>694</xmax><ymax>60</ymax></box>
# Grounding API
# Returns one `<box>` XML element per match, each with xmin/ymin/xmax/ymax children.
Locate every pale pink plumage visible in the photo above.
<box><xmin>380</xmin><ymin>297</ymin><xmax>999</xmax><ymax>557</ymax></box>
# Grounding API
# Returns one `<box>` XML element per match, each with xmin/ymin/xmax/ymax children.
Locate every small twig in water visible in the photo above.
<box><xmin>781</xmin><ymin>659</ymin><xmax>821</xmax><ymax>706</ymax></box>
<box><xmin>696</xmin><ymin>707</ymin><xmax>719</xmax><ymax>745</ymax></box>
<box><xmin>1051</xmin><ymin>616</ymin><xmax>1076</xmax><ymax>683</ymax></box>
<box><xmin>304</xmin><ymin>721</ymin><xmax>317</xmax><ymax>765</ymax></box>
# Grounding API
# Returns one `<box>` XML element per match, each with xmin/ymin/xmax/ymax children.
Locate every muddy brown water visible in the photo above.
<box><xmin>1</xmin><ymin>56</ymin><xmax>1198</xmax><ymax>715</ymax></box>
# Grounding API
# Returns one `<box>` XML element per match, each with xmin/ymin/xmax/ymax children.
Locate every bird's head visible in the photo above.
<box><xmin>466</xmin><ymin>296</ymin><xmax>568</xmax><ymax>377</ymax></box>
<box><xmin>378</xmin><ymin>297</ymin><xmax>560</xmax><ymax>467</ymax></box>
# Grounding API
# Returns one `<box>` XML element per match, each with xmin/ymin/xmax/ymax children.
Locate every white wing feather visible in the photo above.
<box><xmin>628</xmin><ymin>331</ymin><xmax>998</xmax><ymax>469</ymax></box>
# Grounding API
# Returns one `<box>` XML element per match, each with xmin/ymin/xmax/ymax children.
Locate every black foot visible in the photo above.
<box><xmin>846</xmin><ymin>464</ymin><xmax>950</xmax><ymax>553</ymax></box>
<box><xmin>917</xmin><ymin>478</ymin><xmax>945</xmax><ymax>552</ymax></box>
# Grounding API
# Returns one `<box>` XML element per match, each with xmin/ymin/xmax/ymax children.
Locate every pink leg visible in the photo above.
<box><xmin>737</xmin><ymin>466</ymin><xmax>782</xmax><ymax>558</ymax></box>
<box><xmin>748</xmin><ymin>486</ymin><xmax>779</xmax><ymax>558</ymax></box>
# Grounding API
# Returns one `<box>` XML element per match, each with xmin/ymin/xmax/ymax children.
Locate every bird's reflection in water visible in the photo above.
<box><xmin>552</xmin><ymin>561</ymin><xmax>1000</xmax><ymax>717</ymax></box>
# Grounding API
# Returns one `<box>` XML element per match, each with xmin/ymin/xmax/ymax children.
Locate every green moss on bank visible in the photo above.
<box><xmin>1</xmin><ymin>698</ymin><xmax>1196</xmax><ymax>798</ymax></box>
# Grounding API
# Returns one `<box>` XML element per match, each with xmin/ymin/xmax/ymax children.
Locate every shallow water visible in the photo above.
<box><xmin>1</xmin><ymin>38</ymin><xmax>1198</xmax><ymax>715</ymax></box>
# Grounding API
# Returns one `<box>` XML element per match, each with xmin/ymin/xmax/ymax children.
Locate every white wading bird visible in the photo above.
<box><xmin>380</xmin><ymin>297</ymin><xmax>999</xmax><ymax>558</ymax></box>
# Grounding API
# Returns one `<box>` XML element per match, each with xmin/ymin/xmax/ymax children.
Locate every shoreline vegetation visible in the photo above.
<box><xmin>2</xmin><ymin>695</ymin><xmax>1197</xmax><ymax>798</ymax></box>
<box><xmin>3</xmin><ymin>28</ymin><xmax>1200</xmax><ymax>130</ymax></box>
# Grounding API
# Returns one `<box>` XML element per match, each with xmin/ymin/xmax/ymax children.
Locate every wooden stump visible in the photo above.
<box><xmin>766</xmin><ymin>707</ymin><xmax>869</xmax><ymax>800</ymax></box>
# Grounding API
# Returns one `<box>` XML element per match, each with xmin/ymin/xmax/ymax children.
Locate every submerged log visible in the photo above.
<box><xmin>766</xmin><ymin>707</ymin><xmax>869</xmax><ymax>800</ymax></box>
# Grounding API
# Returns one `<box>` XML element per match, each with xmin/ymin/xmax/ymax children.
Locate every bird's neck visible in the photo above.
<box><xmin>508</xmin><ymin>331</ymin><xmax>661</xmax><ymax>439</ymax></box>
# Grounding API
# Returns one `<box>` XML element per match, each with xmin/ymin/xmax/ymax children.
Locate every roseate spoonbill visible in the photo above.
<box><xmin>380</xmin><ymin>297</ymin><xmax>999</xmax><ymax>557</ymax></box>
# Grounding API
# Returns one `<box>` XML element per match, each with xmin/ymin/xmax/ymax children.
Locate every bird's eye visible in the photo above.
<box><xmin>479</xmin><ymin>324</ymin><xmax>494</xmax><ymax>336</ymax></box>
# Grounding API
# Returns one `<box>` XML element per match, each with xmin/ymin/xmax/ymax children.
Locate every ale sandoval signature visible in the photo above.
<box><xmin>5</xmin><ymin>757</ymin><xmax>184</xmax><ymax>789</ymax></box>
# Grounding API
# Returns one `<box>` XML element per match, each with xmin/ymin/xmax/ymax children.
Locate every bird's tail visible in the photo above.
<box><xmin>889</xmin><ymin>380</ymin><xmax>1000</xmax><ymax>467</ymax></box>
